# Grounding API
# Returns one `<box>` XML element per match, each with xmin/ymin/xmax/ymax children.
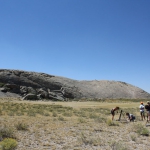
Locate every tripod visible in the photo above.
<box><xmin>118</xmin><ymin>110</ymin><xmax>127</xmax><ymax>121</ymax></box>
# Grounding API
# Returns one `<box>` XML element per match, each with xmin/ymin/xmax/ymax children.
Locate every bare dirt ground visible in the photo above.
<box><xmin>0</xmin><ymin>98</ymin><xmax>150</xmax><ymax>150</ymax></box>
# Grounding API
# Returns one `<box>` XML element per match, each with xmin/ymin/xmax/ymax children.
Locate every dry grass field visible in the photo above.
<box><xmin>0</xmin><ymin>98</ymin><xmax>150</xmax><ymax>150</ymax></box>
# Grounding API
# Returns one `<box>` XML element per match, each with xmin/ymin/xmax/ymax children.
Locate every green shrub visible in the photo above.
<box><xmin>79</xmin><ymin>132</ymin><xmax>100</xmax><ymax>146</ymax></box>
<box><xmin>7</xmin><ymin>112</ymin><xmax>14</xmax><ymax>116</ymax></box>
<box><xmin>130</xmin><ymin>134</ymin><xmax>137</xmax><ymax>141</ymax></box>
<box><xmin>16</xmin><ymin>112</ymin><xmax>24</xmax><ymax>116</ymax></box>
<box><xmin>0</xmin><ymin>109</ymin><xmax>2</xmax><ymax>115</ymax></box>
<box><xmin>52</xmin><ymin>112</ymin><xmax>57</xmax><ymax>117</ymax></box>
<box><xmin>141</xmin><ymin>128</ymin><xmax>149</xmax><ymax>136</ymax></box>
<box><xmin>72</xmin><ymin>110</ymin><xmax>78</xmax><ymax>115</ymax></box>
<box><xmin>78</xmin><ymin>117</ymin><xmax>86</xmax><ymax>123</ymax></box>
<box><xmin>134</xmin><ymin>124</ymin><xmax>149</xmax><ymax>136</ymax></box>
<box><xmin>103</xmin><ymin>110</ymin><xmax>111</xmax><ymax>116</ymax></box>
<box><xmin>94</xmin><ymin>117</ymin><xmax>106</xmax><ymax>123</ymax></box>
<box><xmin>0</xmin><ymin>127</ymin><xmax>15</xmax><ymax>140</ymax></box>
<box><xmin>47</xmin><ymin>108</ymin><xmax>53</xmax><ymax>112</ymax></box>
<box><xmin>15</xmin><ymin>122</ymin><xmax>28</xmax><ymax>131</ymax></box>
<box><xmin>35</xmin><ymin>109</ymin><xmax>44</xmax><ymax>115</ymax></box>
<box><xmin>78</xmin><ymin>111</ymin><xmax>87</xmax><ymax>117</ymax></box>
<box><xmin>44</xmin><ymin>112</ymin><xmax>50</xmax><ymax>116</ymax></box>
<box><xmin>58</xmin><ymin>116</ymin><xmax>65</xmax><ymax>121</ymax></box>
<box><xmin>89</xmin><ymin>113</ymin><xmax>98</xmax><ymax>119</ymax></box>
<box><xmin>0</xmin><ymin>138</ymin><xmax>17</xmax><ymax>150</ymax></box>
<box><xmin>80</xmin><ymin>108</ymin><xmax>94</xmax><ymax>112</ymax></box>
<box><xmin>63</xmin><ymin>111</ymin><xmax>73</xmax><ymax>117</ymax></box>
<box><xmin>27</xmin><ymin>111</ymin><xmax>36</xmax><ymax>117</ymax></box>
<box><xmin>110</xmin><ymin>141</ymin><xmax>128</xmax><ymax>150</ymax></box>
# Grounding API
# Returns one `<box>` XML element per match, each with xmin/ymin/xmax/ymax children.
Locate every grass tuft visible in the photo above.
<box><xmin>15</xmin><ymin>122</ymin><xmax>28</xmax><ymax>131</ymax></box>
<box><xmin>134</xmin><ymin>124</ymin><xmax>149</xmax><ymax>136</ymax></box>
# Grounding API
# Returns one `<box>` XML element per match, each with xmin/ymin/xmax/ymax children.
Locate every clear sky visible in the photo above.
<box><xmin>0</xmin><ymin>0</ymin><xmax>150</xmax><ymax>93</ymax></box>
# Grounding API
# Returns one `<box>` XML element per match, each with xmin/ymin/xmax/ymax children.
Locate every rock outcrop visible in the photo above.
<box><xmin>0</xmin><ymin>69</ymin><xmax>150</xmax><ymax>100</ymax></box>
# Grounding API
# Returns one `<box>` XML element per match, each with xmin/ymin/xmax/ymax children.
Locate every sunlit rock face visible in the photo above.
<box><xmin>0</xmin><ymin>69</ymin><xmax>150</xmax><ymax>100</ymax></box>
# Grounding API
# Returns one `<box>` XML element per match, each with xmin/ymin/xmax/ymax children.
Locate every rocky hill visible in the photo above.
<box><xmin>0</xmin><ymin>69</ymin><xmax>150</xmax><ymax>100</ymax></box>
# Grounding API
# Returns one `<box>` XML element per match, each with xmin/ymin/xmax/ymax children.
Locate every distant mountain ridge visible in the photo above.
<box><xmin>0</xmin><ymin>69</ymin><xmax>150</xmax><ymax>100</ymax></box>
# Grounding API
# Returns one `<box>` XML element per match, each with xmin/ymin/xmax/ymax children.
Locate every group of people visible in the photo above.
<box><xmin>139</xmin><ymin>101</ymin><xmax>150</xmax><ymax>121</ymax></box>
<box><xmin>111</xmin><ymin>101</ymin><xmax>150</xmax><ymax>122</ymax></box>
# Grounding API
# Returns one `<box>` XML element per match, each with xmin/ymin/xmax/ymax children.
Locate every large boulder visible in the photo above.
<box><xmin>48</xmin><ymin>94</ymin><xmax>65</xmax><ymax>101</ymax></box>
<box><xmin>22</xmin><ymin>94</ymin><xmax>39</xmax><ymax>100</ymax></box>
<box><xmin>4</xmin><ymin>83</ymin><xmax>20</xmax><ymax>93</ymax></box>
<box><xmin>0</xmin><ymin>87</ymin><xmax>7</xmax><ymax>93</ymax></box>
<box><xmin>20</xmin><ymin>86</ymin><xmax>28</xmax><ymax>95</ymax></box>
<box><xmin>37</xmin><ymin>88</ymin><xmax>48</xmax><ymax>98</ymax></box>
<box><xmin>27</xmin><ymin>87</ymin><xmax>37</xmax><ymax>95</ymax></box>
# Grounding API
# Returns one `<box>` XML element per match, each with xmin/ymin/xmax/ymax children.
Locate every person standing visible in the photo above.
<box><xmin>139</xmin><ymin>102</ymin><xmax>145</xmax><ymax>120</ymax></box>
<box><xmin>145</xmin><ymin>101</ymin><xmax>150</xmax><ymax>122</ymax></box>
<box><xmin>111</xmin><ymin>107</ymin><xmax>119</xmax><ymax>120</ymax></box>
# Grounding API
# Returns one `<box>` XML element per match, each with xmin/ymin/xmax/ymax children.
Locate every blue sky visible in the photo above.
<box><xmin>0</xmin><ymin>0</ymin><xmax>150</xmax><ymax>93</ymax></box>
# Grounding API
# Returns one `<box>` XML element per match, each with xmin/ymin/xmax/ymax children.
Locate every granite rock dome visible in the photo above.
<box><xmin>0</xmin><ymin>69</ymin><xmax>150</xmax><ymax>100</ymax></box>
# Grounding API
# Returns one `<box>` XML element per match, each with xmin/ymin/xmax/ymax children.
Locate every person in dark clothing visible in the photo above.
<box><xmin>111</xmin><ymin>107</ymin><xmax>119</xmax><ymax>120</ymax></box>
<box><xmin>145</xmin><ymin>101</ymin><xmax>150</xmax><ymax>122</ymax></box>
<box><xmin>126</xmin><ymin>113</ymin><xmax>135</xmax><ymax>122</ymax></box>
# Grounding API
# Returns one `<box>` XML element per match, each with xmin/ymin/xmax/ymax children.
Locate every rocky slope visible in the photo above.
<box><xmin>0</xmin><ymin>69</ymin><xmax>150</xmax><ymax>100</ymax></box>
